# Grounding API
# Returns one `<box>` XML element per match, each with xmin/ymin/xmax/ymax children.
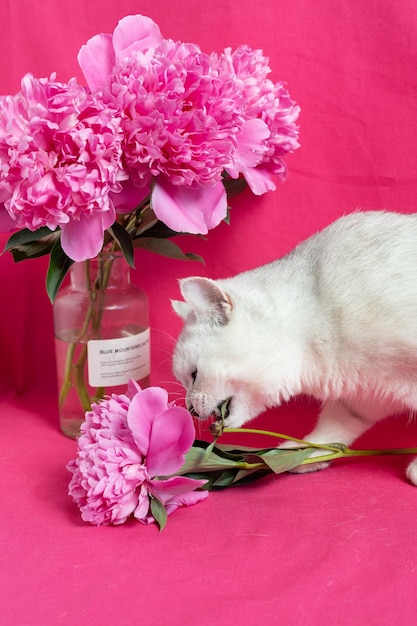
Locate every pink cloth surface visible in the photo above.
<box><xmin>1</xmin><ymin>392</ymin><xmax>417</xmax><ymax>625</ymax></box>
<box><xmin>1</xmin><ymin>0</ymin><xmax>417</xmax><ymax>624</ymax></box>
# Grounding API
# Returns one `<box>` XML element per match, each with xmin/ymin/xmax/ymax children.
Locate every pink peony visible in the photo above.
<box><xmin>218</xmin><ymin>45</ymin><xmax>300</xmax><ymax>195</ymax></box>
<box><xmin>108</xmin><ymin>40</ymin><xmax>239</xmax><ymax>188</ymax></box>
<box><xmin>78</xmin><ymin>14</ymin><xmax>297</xmax><ymax>235</ymax></box>
<box><xmin>67</xmin><ymin>381</ymin><xmax>208</xmax><ymax>526</ymax></box>
<box><xmin>77</xmin><ymin>14</ymin><xmax>300</xmax><ymax>235</ymax></box>
<box><xmin>82</xmin><ymin>28</ymin><xmax>241</xmax><ymax>233</ymax></box>
<box><xmin>0</xmin><ymin>73</ymin><xmax>125</xmax><ymax>261</ymax></box>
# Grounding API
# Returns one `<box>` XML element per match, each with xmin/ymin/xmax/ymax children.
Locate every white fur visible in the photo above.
<box><xmin>172</xmin><ymin>211</ymin><xmax>417</xmax><ymax>485</ymax></box>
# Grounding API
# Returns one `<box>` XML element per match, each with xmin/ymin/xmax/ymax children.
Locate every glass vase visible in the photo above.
<box><xmin>53</xmin><ymin>252</ymin><xmax>150</xmax><ymax>438</ymax></box>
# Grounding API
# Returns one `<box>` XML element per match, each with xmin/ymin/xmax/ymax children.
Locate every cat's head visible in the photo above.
<box><xmin>172</xmin><ymin>277</ymin><xmax>266</xmax><ymax>428</ymax></box>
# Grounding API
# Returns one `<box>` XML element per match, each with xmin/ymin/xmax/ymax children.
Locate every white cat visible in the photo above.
<box><xmin>172</xmin><ymin>210</ymin><xmax>417</xmax><ymax>485</ymax></box>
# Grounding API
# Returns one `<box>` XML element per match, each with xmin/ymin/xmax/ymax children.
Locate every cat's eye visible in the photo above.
<box><xmin>191</xmin><ymin>369</ymin><xmax>197</xmax><ymax>383</ymax></box>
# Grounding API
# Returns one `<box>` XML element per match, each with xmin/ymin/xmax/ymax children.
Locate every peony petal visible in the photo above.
<box><xmin>201</xmin><ymin>182</ymin><xmax>230</xmax><ymax>231</ymax></box>
<box><xmin>0</xmin><ymin>188</ymin><xmax>11</xmax><ymax>203</ymax></box>
<box><xmin>110</xmin><ymin>499</ymin><xmax>138</xmax><ymax>525</ymax></box>
<box><xmin>226</xmin><ymin>118</ymin><xmax>270</xmax><ymax>179</ymax></box>
<box><xmin>134</xmin><ymin>477</ymin><xmax>207</xmax><ymax>525</ymax></box>
<box><xmin>149</xmin><ymin>476</ymin><xmax>209</xmax><ymax>516</ymax></box>
<box><xmin>77</xmin><ymin>34</ymin><xmax>115</xmax><ymax>92</ymax></box>
<box><xmin>242</xmin><ymin>166</ymin><xmax>278</xmax><ymax>195</ymax></box>
<box><xmin>112</xmin><ymin>14</ymin><xmax>163</xmax><ymax>60</ymax></box>
<box><xmin>164</xmin><ymin>490</ymin><xmax>209</xmax><ymax>517</ymax></box>
<box><xmin>145</xmin><ymin>406</ymin><xmax>196</xmax><ymax>477</ymax></box>
<box><xmin>0</xmin><ymin>205</ymin><xmax>16</xmax><ymax>232</ymax></box>
<box><xmin>127</xmin><ymin>386</ymin><xmax>195</xmax><ymax>477</ymax></box>
<box><xmin>126</xmin><ymin>379</ymin><xmax>142</xmax><ymax>399</ymax></box>
<box><xmin>132</xmin><ymin>485</ymin><xmax>151</xmax><ymax>523</ymax></box>
<box><xmin>127</xmin><ymin>386</ymin><xmax>171</xmax><ymax>458</ymax></box>
<box><xmin>111</xmin><ymin>178</ymin><xmax>151</xmax><ymax>215</ymax></box>
<box><xmin>100</xmin><ymin>204</ymin><xmax>117</xmax><ymax>230</ymax></box>
<box><xmin>151</xmin><ymin>178</ymin><xmax>227</xmax><ymax>235</ymax></box>
<box><xmin>150</xmin><ymin>475</ymin><xmax>208</xmax><ymax>499</ymax></box>
<box><xmin>60</xmin><ymin>209</ymin><xmax>114</xmax><ymax>261</ymax></box>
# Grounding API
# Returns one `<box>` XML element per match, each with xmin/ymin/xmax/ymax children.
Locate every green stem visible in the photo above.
<box><xmin>300</xmin><ymin>447</ymin><xmax>417</xmax><ymax>466</ymax></box>
<box><xmin>58</xmin><ymin>247</ymin><xmax>117</xmax><ymax>414</ymax></box>
<box><xmin>58</xmin><ymin>304</ymin><xmax>94</xmax><ymax>410</ymax></box>
<box><xmin>73</xmin><ymin>344</ymin><xmax>94</xmax><ymax>412</ymax></box>
<box><xmin>58</xmin><ymin>341</ymin><xmax>76</xmax><ymax>408</ymax></box>
<box><xmin>222</xmin><ymin>427</ymin><xmax>417</xmax><ymax>465</ymax></box>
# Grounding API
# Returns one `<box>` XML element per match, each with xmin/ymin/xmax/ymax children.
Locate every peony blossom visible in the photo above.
<box><xmin>67</xmin><ymin>381</ymin><xmax>208</xmax><ymax>526</ymax></box>
<box><xmin>0</xmin><ymin>73</ymin><xmax>125</xmax><ymax>261</ymax></box>
<box><xmin>77</xmin><ymin>14</ymin><xmax>300</xmax><ymax>235</ymax></box>
<box><xmin>79</xmin><ymin>19</ymin><xmax>241</xmax><ymax>234</ymax></box>
<box><xmin>218</xmin><ymin>45</ymin><xmax>301</xmax><ymax>195</ymax></box>
<box><xmin>78</xmin><ymin>14</ymin><xmax>164</xmax><ymax>93</ymax></box>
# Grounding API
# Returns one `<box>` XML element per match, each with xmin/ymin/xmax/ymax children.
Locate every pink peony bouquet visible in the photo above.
<box><xmin>1</xmin><ymin>13</ymin><xmax>300</xmax><ymax>301</ymax></box>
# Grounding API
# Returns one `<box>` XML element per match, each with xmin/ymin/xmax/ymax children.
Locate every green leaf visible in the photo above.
<box><xmin>184</xmin><ymin>469</ymin><xmax>241</xmax><ymax>490</ymax></box>
<box><xmin>243</xmin><ymin>448</ymin><xmax>317</xmax><ymax>474</ymax></box>
<box><xmin>211</xmin><ymin>469</ymin><xmax>242</xmax><ymax>488</ymax></box>
<box><xmin>179</xmin><ymin>440</ymin><xmax>325</xmax><ymax>491</ymax></box>
<box><xmin>3</xmin><ymin>227</ymin><xmax>59</xmax><ymax>261</ymax></box>
<box><xmin>134</xmin><ymin>236</ymin><xmax>204</xmax><ymax>263</ymax></box>
<box><xmin>212</xmin><ymin>443</ymin><xmax>273</xmax><ymax>457</ymax></box>
<box><xmin>150</xmin><ymin>496</ymin><xmax>168</xmax><ymax>531</ymax></box>
<box><xmin>3</xmin><ymin>226</ymin><xmax>55</xmax><ymax>252</ymax></box>
<box><xmin>10</xmin><ymin>239</ymin><xmax>55</xmax><ymax>262</ymax></box>
<box><xmin>179</xmin><ymin>443</ymin><xmax>245</xmax><ymax>475</ymax></box>
<box><xmin>213</xmin><ymin>467</ymin><xmax>274</xmax><ymax>488</ymax></box>
<box><xmin>222</xmin><ymin>174</ymin><xmax>248</xmax><ymax>198</ymax></box>
<box><xmin>203</xmin><ymin>438</ymin><xmax>218</xmax><ymax>461</ymax></box>
<box><xmin>185</xmin><ymin>467</ymin><xmax>272</xmax><ymax>491</ymax></box>
<box><xmin>200</xmin><ymin>441</ymin><xmax>271</xmax><ymax>462</ymax></box>
<box><xmin>213</xmin><ymin>468</ymin><xmax>266</xmax><ymax>488</ymax></box>
<box><xmin>108</xmin><ymin>223</ymin><xmax>135</xmax><ymax>268</ymax></box>
<box><xmin>136</xmin><ymin>220</ymin><xmax>178</xmax><ymax>239</ymax></box>
<box><xmin>231</xmin><ymin>468</ymin><xmax>271</xmax><ymax>485</ymax></box>
<box><xmin>46</xmin><ymin>239</ymin><xmax>73</xmax><ymax>303</ymax></box>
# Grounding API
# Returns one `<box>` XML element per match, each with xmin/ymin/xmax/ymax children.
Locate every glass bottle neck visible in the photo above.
<box><xmin>70</xmin><ymin>254</ymin><xmax>131</xmax><ymax>291</ymax></box>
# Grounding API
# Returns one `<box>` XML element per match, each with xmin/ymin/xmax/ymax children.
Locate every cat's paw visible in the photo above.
<box><xmin>287</xmin><ymin>459</ymin><xmax>331</xmax><ymax>474</ymax></box>
<box><xmin>406</xmin><ymin>458</ymin><xmax>417</xmax><ymax>486</ymax></box>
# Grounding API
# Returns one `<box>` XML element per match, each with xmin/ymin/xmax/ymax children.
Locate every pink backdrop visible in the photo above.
<box><xmin>1</xmin><ymin>1</ymin><xmax>417</xmax><ymax>624</ymax></box>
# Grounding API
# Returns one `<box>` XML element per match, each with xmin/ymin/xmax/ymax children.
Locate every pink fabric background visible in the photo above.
<box><xmin>1</xmin><ymin>1</ymin><xmax>417</xmax><ymax>624</ymax></box>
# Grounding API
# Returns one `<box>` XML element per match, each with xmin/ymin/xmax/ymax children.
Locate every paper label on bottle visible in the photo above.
<box><xmin>87</xmin><ymin>329</ymin><xmax>150</xmax><ymax>387</ymax></box>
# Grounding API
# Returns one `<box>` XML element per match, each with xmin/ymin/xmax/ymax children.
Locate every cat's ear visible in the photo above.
<box><xmin>179</xmin><ymin>277</ymin><xmax>233</xmax><ymax>325</ymax></box>
<box><xmin>171</xmin><ymin>299</ymin><xmax>192</xmax><ymax>320</ymax></box>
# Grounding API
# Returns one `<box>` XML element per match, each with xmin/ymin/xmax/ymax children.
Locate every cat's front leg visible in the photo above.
<box><xmin>406</xmin><ymin>459</ymin><xmax>417</xmax><ymax>486</ymax></box>
<box><xmin>281</xmin><ymin>398</ymin><xmax>383</xmax><ymax>474</ymax></box>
